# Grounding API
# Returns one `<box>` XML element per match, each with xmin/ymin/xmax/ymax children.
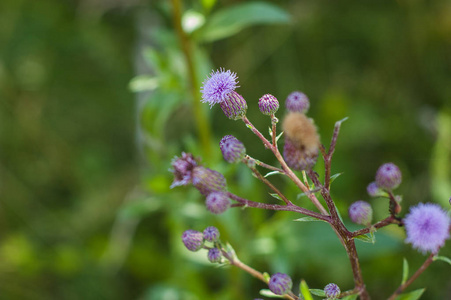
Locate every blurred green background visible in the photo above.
<box><xmin>1</xmin><ymin>0</ymin><xmax>450</xmax><ymax>299</ymax></box>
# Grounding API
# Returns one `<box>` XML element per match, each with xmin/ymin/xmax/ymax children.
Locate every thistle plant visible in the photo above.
<box><xmin>171</xmin><ymin>69</ymin><xmax>451</xmax><ymax>299</ymax></box>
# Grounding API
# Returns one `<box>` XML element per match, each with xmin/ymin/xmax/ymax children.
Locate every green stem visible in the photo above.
<box><xmin>171</xmin><ymin>0</ymin><xmax>212</xmax><ymax>158</ymax></box>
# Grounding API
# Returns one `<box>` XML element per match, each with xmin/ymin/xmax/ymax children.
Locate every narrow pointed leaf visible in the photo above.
<box><xmin>309</xmin><ymin>289</ymin><xmax>326</xmax><ymax>297</ymax></box>
<box><xmin>264</xmin><ymin>171</ymin><xmax>282</xmax><ymax>178</ymax></box>
<box><xmin>259</xmin><ymin>289</ymin><xmax>284</xmax><ymax>298</ymax></box>
<box><xmin>395</xmin><ymin>288</ymin><xmax>425</xmax><ymax>300</ymax></box>
<box><xmin>355</xmin><ymin>233</ymin><xmax>375</xmax><ymax>244</ymax></box>
<box><xmin>275</xmin><ymin>131</ymin><xmax>284</xmax><ymax>143</ymax></box>
<box><xmin>294</xmin><ymin>216</ymin><xmax>327</xmax><ymax>223</ymax></box>
<box><xmin>330</xmin><ymin>172</ymin><xmax>343</xmax><ymax>183</ymax></box>
<box><xmin>433</xmin><ymin>256</ymin><xmax>451</xmax><ymax>265</ymax></box>
<box><xmin>402</xmin><ymin>258</ymin><xmax>409</xmax><ymax>285</ymax></box>
<box><xmin>269</xmin><ymin>193</ymin><xmax>283</xmax><ymax>201</ymax></box>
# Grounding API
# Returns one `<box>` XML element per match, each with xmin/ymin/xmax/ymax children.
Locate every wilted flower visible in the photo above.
<box><xmin>375</xmin><ymin>163</ymin><xmax>402</xmax><ymax>190</ymax></box>
<box><xmin>201</xmin><ymin>68</ymin><xmax>239</xmax><ymax>106</ymax></box>
<box><xmin>170</xmin><ymin>152</ymin><xmax>198</xmax><ymax>188</ymax></box>
<box><xmin>404</xmin><ymin>203</ymin><xmax>450</xmax><ymax>254</ymax></box>
<box><xmin>268</xmin><ymin>273</ymin><xmax>292</xmax><ymax>295</ymax></box>
<box><xmin>220</xmin><ymin>135</ymin><xmax>246</xmax><ymax>163</ymax></box>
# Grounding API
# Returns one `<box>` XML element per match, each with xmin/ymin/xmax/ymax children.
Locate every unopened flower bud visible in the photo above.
<box><xmin>220</xmin><ymin>91</ymin><xmax>247</xmax><ymax>120</ymax></box>
<box><xmin>324</xmin><ymin>283</ymin><xmax>340</xmax><ymax>299</ymax></box>
<box><xmin>268</xmin><ymin>273</ymin><xmax>292</xmax><ymax>295</ymax></box>
<box><xmin>192</xmin><ymin>166</ymin><xmax>227</xmax><ymax>196</ymax></box>
<box><xmin>367</xmin><ymin>181</ymin><xmax>383</xmax><ymax>197</ymax></box>
<box><xmin>220</xmin><ymin>135</ymin><xmax>246</xmax><ymax>163</ymax></box>
<box><xmin>348</xmin><ymin>201</ymin><xmax>373</xmax><ymax>226</ymax></box>
<box><xmin>207</xmin><ymin>248</ymin><xmax>222</xmax><ymax>263</ymax></box>
<box><xmin>203</xmin><ymin>226</ymin><xmax>220</xmax><ymax>242</ymax></box>
<box><xmin>258</xmin><ymin>94</ymin><xmax>279</xmax><ymax>115</ymax></box>
<box><xmin>282</xmin><ymin>112</ymin><xmax>320</xmax><ymax>171</ymax></box>
<box><xmin>182</xmin><ymin>230</ymin><xmax>204</xmax><ymax>252</ymax></box>
<box><xmin>286</xmin><ymin>91</ymin><xmax>310</xmax><ymax>113</ymax></box>
<box><xmin>206</xmin><ymin>192</ymin><xmax>231</xmax><ymax>214</ymax></box>
<box><xmin>375</xmin><ymin>163</ymin><xmax>402</xmax><ymax>190</ymax></box>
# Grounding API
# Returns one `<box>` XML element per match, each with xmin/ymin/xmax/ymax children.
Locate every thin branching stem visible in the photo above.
<box><xmin>350</xmin><ymin>216</ymin><xmax>402</xmax><ymax>238</ymax></box>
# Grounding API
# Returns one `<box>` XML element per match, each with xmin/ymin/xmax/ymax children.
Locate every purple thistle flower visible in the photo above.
<box><xmin>375</xmin><ymin>163</ymin><xmax>402</xmax><ymax>190</ymax></box>
<box><xmin>220</xmin><ymin>135</ymin><xmax>246</xmax><ymax>164</ymax></box>
<box><xmin>203</xmin><ymin>226</ymin><xmax>220</xmax><ymax>242</ymax></box>
<box><xmin>219</xmin><ymin>91</ymin><xmax>248</xmax><ymax>120</ymax></box>
<box><xmin>285</xmin><ymin>91</ymin><xmax>310</xmax><ymax>113</ymax></box>
<box><xmin>205</xmin><ymin>192</ymin><xmax>231</xmax><ymax>214</ymax></box>
<box><xmin>367</xmin><ymin>181</ymin><xmax>383</xmax><ymax>197</ymax></box>
<box><xmin>348</xmin><ymin>201</ymin><xmax>373</xmax><ymax>226</ymax></box>
<box><xmin>182</xmin><ymin>230</ymin><xmax>204</xmax><ymax>252</ymax></box>
<box><xmin>170</xmin><ymin>152</ymin><xmax>199</xmax><ymax>188</ymax></box>
<box><xmin>192</xmin><ymin>166</ymin><xmax>227</xmax><ymax>196</ymax></box>
<box><xmin>201</xmin><ymin>68</ymin><xmax>239</xmax><ymax>107</ymax></box>
<box><xmin>283</xmin><ymin>138</ymin><xmax>318</xmax><ymax>171</ymax></box>
<box><xmin>268</xmin><ymin>273</ymin><xmax>292</xmax><ymax>295</ymax></box>
<box><xmin>258</xmin><ymin>94</ymin><xmax>280</xmax><ymax>116</ymax></box>
<box><xmin>404</xmin><ymin>203</ymin><xmax>450</xmax><ymax>254</ymax></box>
<box><xmin>207</xmin><ymin>248</ymin><xmax>222</xmax><ymax>263</ymax></box>
<box><xmin>324</xmin><ymin>283</ymin><xmax>341</xmax><ymax>299</ymax></box>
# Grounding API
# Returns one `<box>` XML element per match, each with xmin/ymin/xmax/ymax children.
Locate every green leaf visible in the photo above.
<box><xmin>264</xmin><ymin>171</ymin><xmax>283</xmax><ymax>178</ymax></box>
<box><xmin>198</xmin><ymin>2</ymin><xmax>290</xmax><ymax>42</ymax></box>
<box><xmin>433</xmin><ymin>256</ymin><xmax>451</xmax><ymax>265</ymax></box>
<box><xmin>259</xmin><ymin>289</ymin><xmax>284</xmax><ymax>298</ymax></box>
<box><xmin>294</xmin><ymin>216</ymin><xmax>328</xmax><ymax>223</ymax></box>
<box><xmin>299</xmin><ymin>280</ymin><xmax>313</xmax><ymax>300</ymax></box>
<box><xmin>402</xmin><ymin>258</ymin><xmax>409</xmax><ymax>285</ymax></box>
<box><xmin>341</xmin><ymin>295</ymin><xmax>358</xmax><ymax>300</ymax></box>
<box><xmin>263</xmin><ymin>272</ymin><xmax>271</xmax><ymax>283</ymax></box>
<box><xmin>355</xmin><ymin>232</ymin><xmax>376</xmax><ymax>244</ymax></box>
<box><xmin>269</xmin><ymin>193</ymin><xmax>283</xmax><ymax>201</ymax></box>
<box><xmin>395</xmin><ymin>288</ymin><xmax>425</xmax><ymax>300</ymax></box>
<box><xmin>330</xmin><ymin>172</ymin><xmax>343</xmax><ymax>183</ymax></box>
<box><xmin>309</xmin><ymin>289</ymin><xmax>325</xmax><ymax>297</ymax></box>
<box><xmin>275</xmin><ymin>131</ymin><xmax>284</xmax><ymax>143</ymax></box>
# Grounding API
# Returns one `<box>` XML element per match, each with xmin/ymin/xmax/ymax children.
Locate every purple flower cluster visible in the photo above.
<box><xmin>348</xmin><ymin>201</ymin><xmax>373</xmax><ymax>226</ymax></box>
<box><xmin>285</xmin><ymin>91</ymin><xmax>310</xmax><ymax>113</ymax></box>
<box><xmin>169</xmin><ymin>152</ymin><xmax>198</xmax><ymax>188</ymax></box>
<box><xmin>404</xmin><ymin>203</ymin><xmax>450</xmax><ymax>254</ymax></box>
<box><xmin>182</xmin><ymin>230</ymin><xmax>204</xmax><ymax>252</ymax></box>
<box><xmin>258</xmin><ymin>94</ymin><xmax>279</xmax><ymax>116</ymax></box>
<box><xmin>206</xmin><ymin>192</ymin><xmax>230</xmax><ymax>214</ymax></box>
<box><xmin>324</xmin><ymin>283</ymin><xmax>340</xmax><ymax>299</ymax></box>
<box><xmin>203</xmin><ymin>226</ymin><xmax>220</xmax><ymax>242</ymax></box>
<box><xmin>201</xmin><ymin>68</ymin><xmax>239</xmax><ymax>106</ymax></box>
<box><xmin>375</xmin><ymin>163</ymin><xmax>402</xmax><ymax>190</ymax></box>
<box><xmin>192</xmin><ymin>166</ymin><xmax>227</xmax><ymax>196</ymax></box>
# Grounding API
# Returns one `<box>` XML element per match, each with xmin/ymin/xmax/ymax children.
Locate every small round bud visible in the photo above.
<box><xmin>182</xmin><ymin>230</ymin><xmax>204</xmax><ymax>252</ymax></box>
<box><xmin>220</xmin><ymin>135</ymin><xmax>246</xmax><ymax>163</ymax></box>
<box><xmin>220</xmin><ymin>91</ymin><xmax>247</xmax><ymax>120</ymax></box>
<box><xmin>268</xmin><ymin>273</ymin><xmax>292</xmax><ymax>295</ymax></box>
<box><xmin>192</xmin><ymin>166</ymin><xmax>227</xmax><ymax>196</ymax></box>
<box><xmin>285</xmin><ymin>91</ymin><xmax>310</xmax><ymax>113</ymax></box>
<box><xmin>258</xmin><ymin>94</ymin><xmax>279</xmax><ymax>115</ymax></box>
<box><xmin>348</xmin><ymin>201</ymin><xmax>373</xmax><ymax>226</ymax></box>
<box><xmin>207</xmin><ymin>248</ymin><xmax>222</xmax><ymax>263</ymax></box>
<box><xmin>206</xmin><ymin>192</ymin><xmax>231</xmax><ymax>214</ymax></box>
<box><xmin>324</xmin><ymin>283</ymin><xmax>340</xmax><ymax>299</ymax></box>
<box><xmin>367</xmin><ymin>181</ymin><xmax>383</xmax><ymax>197</ymax></box>
<box><xmin>170</xmin><ymin>152</ymin><xmax>199</xmax><ymax>188</ymax></box>
<box><xmin>375</xmin><ymin>163</ymin><xmax>402</xmax><ymax>190</ymax></box>
<box><xmin>405</xmin><ymin>203</ymin><xmax>450</xmax><ymax>254</ymax></box>
<box><xmin>203</xmin><ymin>226</ymin><xmax>220</xmax><ymax>242</ymax></box>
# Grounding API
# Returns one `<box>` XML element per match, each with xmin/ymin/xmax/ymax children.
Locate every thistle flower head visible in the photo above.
<box><xmin>205</xmin><ymin>191</ymin><xmax>231</xmax><ymax>214</ymax></box>
<box><xmin>348</xmin><ymin>201</ymin><xmax>373</xmax><ymax>226</ymax></box>
<box><xmin>170</xmin><ymin>152</ymin><xmax>199</xmax><ymax>188</ymax></box>
<box><xmin>404</xmin><ymin>203</ymin><xmax>450</xmax><ymax>254</ymax></box>
<box><xmin>201</xmin><ymin>68</ymin><xmax>239</xmax><ymax>106</ymax></box>
<box><xmin>192</xmin><ymin>166</ymin><xmax>227</xmax><ymax>196</ymax></box>
<box><xmin>282</xmin><ymin>112</ymin><xmax>320</xmax><ymax>171</ymax></box>
<box><xmin>367</xmin><ymin>181</ymin><xmax>383</xmax><ymax>197</ymax></box>
<box><xmin>286</xmin><ymin>91</ymin><xmax>310</xmax><ymax>113</ymax></box>
<box><xmin>324</xmin><ymin>283</ymin><xmax>341</xmax><ymax>299</ymax></box>
<box><xmin>207</xmin><ymin>248</ymin><xmax>222</xmax><ymax>263</ymax></box>
<box><xmin>268</xmin><ymin>273</ymin><xmax>292</xmax><ymax>295</ymax></box>
<box><xmin>203</xmin><ymin>226</ymin><xmax>220</xmax><ymax>242</ymax></box>
<box><xmin>258</xmin><ymin>94</ymin><xmax>279</xmax><ymax>115</ymax></box>
<box><xmin>375</xmin><ymin>163</ymin><xmax>402</xmax><ymax>190</ymax></box>
<box><xmin>219</xmin><ymin>91</ymin><xmax>247</xmax><ymax>120</ymax></box>
<box><xmin>182</xmin><ymin>230</ymin><xmax>204</xmax><ymax>252</ymax></box>
<box><xmin>220</xmin><ymin>135</ymin><xmax>246</xmax><ymax>163</ymax></box>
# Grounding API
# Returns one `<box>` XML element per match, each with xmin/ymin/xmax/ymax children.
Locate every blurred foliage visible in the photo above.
<box><xmin>1</xmin><ymin>0</ymin><xmax>450</xmax><ymax>299</ymax></box>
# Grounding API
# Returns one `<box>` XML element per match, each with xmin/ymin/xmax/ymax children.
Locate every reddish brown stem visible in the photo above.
<box><xmin>351</xmin><ymin>216</ymin><xmax>402</xmax><ymax>238</ymax></box>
